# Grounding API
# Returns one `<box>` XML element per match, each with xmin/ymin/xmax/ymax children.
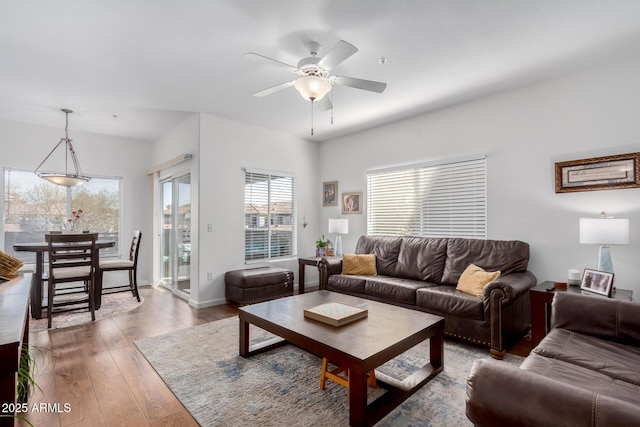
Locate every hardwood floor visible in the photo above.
<box><xmin>21</xmin><ymin>286</ymin><xmax>237</xmax><ymax>427</ymax></box>
<box><xmin>20</xmin><ymin>286</ymin><xmax>532</xmax><ymax>426</ymax></box>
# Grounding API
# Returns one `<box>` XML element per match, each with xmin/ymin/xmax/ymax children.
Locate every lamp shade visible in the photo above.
<box><xmin>328</xmin><ymin>218</ymin><xmax>349</xmax><ymax>234</ymax></box>
<box><xmin>579</xmin><ymin>218</ymin><xmax>629</xmax><ymax>245</ymax></box>
<box><xmin>293</xmin><ymin>76</ymin><xmax>332</xmax><ymax>101</ymax></box>
<box><xmin>37</xmin><ymin>173</ymin><xmax>89</xmax><ymax>187</ymax></box>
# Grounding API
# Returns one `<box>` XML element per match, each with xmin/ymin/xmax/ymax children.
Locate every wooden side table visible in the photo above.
<box><xmin>298</xmin><ymin>256</ymin><xmax>343</xmax><ymax>293</ymax></box>
<box><xmin>297</xmin><ymin>257</ymin><xmax>323</xmax><ymax>294</ymax></box>
<box><xmin>530</xmin><ymin>281</ymin><xmax>633</xmax><ymax>347</ymax></box>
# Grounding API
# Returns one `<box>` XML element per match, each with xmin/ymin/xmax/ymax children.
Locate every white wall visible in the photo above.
<box><xmin>319</xmin><ymin>57</ymin><xmax>640</xmax><ymax>295</ymax></box>
<box><xmin>0</xmin><ymin>118</ymin><xmax>154</xmax><ymax>285</ymax></box>
<box><xmin>197</xmin><ymin>114</ymin><xmax>319</xmax><ymax>307</ymax></box>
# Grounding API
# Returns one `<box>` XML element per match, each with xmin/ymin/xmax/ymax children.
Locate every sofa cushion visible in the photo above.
<box><xmin>456</xmin><ymin>264</ymin><xmax>501</xmax><ymax>297</ymax></box>
<box><xmin>364</xmin><ymin>276</ymin><xmax>434</xmax><ymax>305</ymax></box>
<box><xmin>355</xmin><ymin>235</ymin><xmax>402</xmax><ymax>276</ymax></box>
<box><xmin>552</xmin><ymin>292</ymin><xmax>640</xmax><ymax>346</ymax></box>
<box><xmin>521</xmin><ymin>352</ymin><xmax>640</xmax><ymax>407</ymax></box>
<box><xmin>394</xmin><ymin>236</ymin><xmax>448</xmax><ymax>282</ymax></box>
<box><xmin>342</xmin><ymin>254</ymin><xmax>377</xmax><ymax>276</ymax></box>
<box><xmin>441</xmin><ymin>238</ymin><xmax>529</xmax><ymax>284</ymax></box>
<box><xmin>416</xmin><ymin>286</ymin><xmax>484</xmax><ymax>320</ymax></box>
<box><xmin>327</xmin><ymin>274</ymin><xmax>367</xmax><ymax>294</ymax></box>
<box><xmin>534</xmin><ymin>328</ymin><xmax>640</xmax><ymax>386</ymax></box>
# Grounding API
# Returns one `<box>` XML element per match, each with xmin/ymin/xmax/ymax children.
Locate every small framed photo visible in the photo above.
<box><xmin>342</xmin><ymin>192</ymin><xmax>362</xmax><ymax>214</ymax></box>
<box><xmin>323</xmin><ymin>181</ymin><xmax>338</xmax><ymax>206</ymax></box>
<box><xmin>580</xmin><ymin>268</ymin><xmax>614</xmax><ymax>297</ymax></box>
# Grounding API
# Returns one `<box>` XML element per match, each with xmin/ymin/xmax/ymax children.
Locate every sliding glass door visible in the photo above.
<box><xmin>159</xmin><ymin>173</ymin><xmax>191</xmax><ymax>297</ymax></box>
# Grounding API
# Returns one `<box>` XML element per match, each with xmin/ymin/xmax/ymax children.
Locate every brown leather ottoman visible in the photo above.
<box><xmin>225</xmin><ymin>266</ymin><xmax>294</xmax><ymax>305</ymax></box>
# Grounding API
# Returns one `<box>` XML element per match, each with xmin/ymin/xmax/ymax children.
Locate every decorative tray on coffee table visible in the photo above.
<box><xmin>303</xmin><ymin>301</ymin><xmax>368</xmax><ymax>327</ymax></box>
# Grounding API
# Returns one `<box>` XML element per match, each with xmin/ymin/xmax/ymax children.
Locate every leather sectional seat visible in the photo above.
<box><xmin>466</xmin><ymin>292</ymin><xmax>640</xmax><ymax>425</ymax></box>
<box><xmin>318</xmin><ymin>235</ymin><xmax>537</xmax><ymax>358</ymax></box>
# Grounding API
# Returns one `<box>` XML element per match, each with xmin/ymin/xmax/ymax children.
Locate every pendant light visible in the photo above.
<box><xmin>34</xmin><ymin>109</ymin><xmax>91</xmax><ymax>186</ymax></box>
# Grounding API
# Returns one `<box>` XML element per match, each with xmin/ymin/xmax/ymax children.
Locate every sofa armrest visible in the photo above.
<box><xmin>551</xmin><ymin>292</ymin><xmax>640</xmax><ymax>345</ymax></box>
<box><xmin>483</xmin><ymin>270</ymin><xmax>536</xmax><ymax>305</ymax></box>
<box><xmin>466</xmin><ymin>359</ymin><xmax>640</xmax><ymax>427</ymax></box>
<box><xmin>317</xmin><ymin>257</ymin><xmax>343</xmax><ymax>290</ymax></box>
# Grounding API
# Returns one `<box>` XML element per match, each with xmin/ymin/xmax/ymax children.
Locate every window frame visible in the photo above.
<box><xmin>244</xmin><ymin>168</ymin><xmax>297</xmax><ymax>263</ymax></box>
<box><xmin>3</xmin><ymin>167</ymin><xmax>123</xmax><ymax>261</ymax></box>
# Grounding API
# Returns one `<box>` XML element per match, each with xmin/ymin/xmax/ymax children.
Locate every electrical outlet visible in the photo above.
<box><xmin>207</xmin><ymin>272</ymin><xmax>213</xmax><ymax>281</ymax></box>
<box><xmin>207</xmin><ymin>223</ymin><xmax>213</xmax><ymax>232</ymax></box>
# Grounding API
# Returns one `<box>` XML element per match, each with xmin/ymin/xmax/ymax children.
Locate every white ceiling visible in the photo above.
<box><xmin>2</xmin><ymin>1</ymin><xmax>640</xmax><ymax>143</ymax></box>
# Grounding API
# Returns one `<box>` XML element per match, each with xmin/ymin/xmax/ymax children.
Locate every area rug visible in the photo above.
<box><xmin>135</xmin><ymin>317</ymin><xmax>523</xmax><ymax>426</ymax></box>
<box><xmin>30</xmin><ymin>292</ymin><xmax>143</xmax><ymax>332</ymax></box>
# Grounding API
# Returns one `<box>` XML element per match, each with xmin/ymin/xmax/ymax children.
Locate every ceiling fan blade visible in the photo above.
<box><xmin>252</xmin><ymin>81</ymin><xmax>295</xmax><ymax>97</ymax></box>
<box><xmin>243</xmin><ymin>53</ymin><xmax>298</xmax><ymax>72</ymax></box>
<box><xmin>333</xmin><ymin>76</ymin><xmax>387</xmax><ymax>93</ymax></box>
<box><xmin>317</xmin><ymin>40</ymin><xmax>358</xmax><ymax>70</ymax></box>
<box><xmin>317</xmin><ymin>95</ymin><xmax>332</xmax><ymax>111</ymax></box>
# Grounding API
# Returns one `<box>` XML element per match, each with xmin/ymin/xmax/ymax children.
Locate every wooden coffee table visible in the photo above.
<box><xmin>239</xmin><ymin>290</ymin><xmax>444</xmax><ymax>427</ymax></box>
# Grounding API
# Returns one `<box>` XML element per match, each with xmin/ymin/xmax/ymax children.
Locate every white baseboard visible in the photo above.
<box><xmin>189</xmin><ymin>297</ymin><xmax>228</xmax><ymax>309</ymax></box>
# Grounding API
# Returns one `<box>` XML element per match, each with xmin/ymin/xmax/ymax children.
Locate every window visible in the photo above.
<box><xmin>244</xmin><ymin>169</ymin><xmax>296</xmax><ymax>261</ymax></box>
<box><xmin>4</xmin><ymin>168</ymin><xmax>121</xmax><ymax>263</ymax></box>
<box><xmin>367</xmin><ymin>155</ymin><xmax>486</xmax><ymax>238</ymax></box>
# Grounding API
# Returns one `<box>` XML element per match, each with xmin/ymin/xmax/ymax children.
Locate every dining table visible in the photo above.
<box><xmin>13</xmin><ymin>240</ymin><xmax>115</xmax><ymax>319</ymax></box>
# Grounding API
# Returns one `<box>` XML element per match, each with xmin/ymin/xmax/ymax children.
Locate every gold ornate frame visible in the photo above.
<box><xmin>555</xmin><ymin>152</ymin><xmax>640</xmax><ymax>193</ymax></box>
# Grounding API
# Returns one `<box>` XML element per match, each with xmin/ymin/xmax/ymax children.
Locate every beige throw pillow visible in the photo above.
<box><xmin>456</xmin><ymin>264</ymin><xmax>501</xmax><ymax>297</ymax></box>
<box><xmin>342</xmin><ymin>254</ymin><xmax>377</xmax><ymax>276</ymax></box>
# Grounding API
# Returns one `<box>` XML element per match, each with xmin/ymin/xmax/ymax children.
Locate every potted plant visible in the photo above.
<box><xmin>315</xmin><ymin>235</ymin><xmax>328</xmax><ymax>257</ymax></box>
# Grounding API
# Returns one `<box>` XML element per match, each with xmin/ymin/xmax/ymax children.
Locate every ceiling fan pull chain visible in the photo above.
<box><xmin>331</xmin><ymin>90</ymin><xmax>334</xmax><ymax>125</ymax></box>
<box><xmin>310</xmin><ymin>99</ymin><xmax>314</xmax><ymax>136</ymax></box>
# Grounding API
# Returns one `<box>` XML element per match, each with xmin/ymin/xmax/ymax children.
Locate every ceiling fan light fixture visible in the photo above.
<box><xmin>294</xmin><ymin>76</ymin><xmax>332</xmax><ymax>102</ymax></box>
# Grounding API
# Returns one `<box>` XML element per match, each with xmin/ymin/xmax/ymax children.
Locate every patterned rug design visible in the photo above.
<box><xmin>135</xmin><ymin>317</ymin><xmax>523</xmax><ymax>426</ymax></box>
<box><xmin>30</xmin><ymin>292</ymin><xmax>143</xmax><ymax>332</ymax></box>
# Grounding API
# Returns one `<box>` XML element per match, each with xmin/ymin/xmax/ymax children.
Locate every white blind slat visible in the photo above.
<box><xmin>367</xmin><ymin>157</ymin><xmax>487</xmax><ymax>238</ymax></box>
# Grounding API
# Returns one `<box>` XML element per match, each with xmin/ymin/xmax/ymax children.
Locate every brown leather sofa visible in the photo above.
<box><xmin>466</xmin><ymin>292</ymin><xmax>640</xmax><ymax>425</ymax></box>
<box><xmin>318</xmin><ymin>235</ymin><xmax>536</xmax><ymax>358</ymax></box>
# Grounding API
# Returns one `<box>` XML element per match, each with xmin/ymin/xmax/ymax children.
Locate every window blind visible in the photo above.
<box><xmin>367</xmin><ymin>156</ymin><xmax>486</xmax><ymax>238</ymax></box>
<box><xmin>244</xmin><ymin>169</ymin><xmax>296</xmax><ymax>261</ymax></box>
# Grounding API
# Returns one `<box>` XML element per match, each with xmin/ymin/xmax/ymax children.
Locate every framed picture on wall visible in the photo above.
<box><xmin>342</xmin><ymin>192</ymin><xmax>362</xmax><ymax>214</ymax></box>
<box><xmin>555</xmin><ymin>152</ymin><xmax>640</xmax><ymax>193</ymax></box>
<box><xmin>580</xmin><ymin>268</ymin><xmax>614</xmax><ymax>297</ymax></box>
<box><xmin>323</xmin><ymin>181</ymin><xmax>338</xmax><ymax>206</ymax></box>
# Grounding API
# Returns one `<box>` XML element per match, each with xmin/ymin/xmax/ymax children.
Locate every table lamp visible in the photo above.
<box><xmin>328</xmin><ymin>218</ymin><xmax>349</xmax><ymax>256</ymax></box>
<box><xmin>579</xmin><ymin>212</ymin><xmax>629</xmax><ymax>273</ymax></box>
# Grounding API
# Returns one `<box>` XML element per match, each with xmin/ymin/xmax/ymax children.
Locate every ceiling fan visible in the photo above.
<box><xmin>244</xmin><ymin>40</ymin><xmax>387</xmax><ymax>112</ymax></box>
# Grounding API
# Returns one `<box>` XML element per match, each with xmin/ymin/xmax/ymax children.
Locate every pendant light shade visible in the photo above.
<box><xmin>293</xmin><ymin>76</ymin><xmax>332</xmax><ymax>101</ymax></box>
<box><xmin>34</xmin><ymin>109</ymin><xmax>91</xmax><ymax>187</ymax></box>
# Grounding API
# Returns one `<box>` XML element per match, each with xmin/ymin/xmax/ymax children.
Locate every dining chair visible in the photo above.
<box><xmin>45</xmin><ymin>233</ymin><xmax>98</xmax><ymax>328</ymax></box>
<box><xmin>97</xmin><ymin>230</ymin><xmax>142</xmax><ymax>305</ymax></box>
